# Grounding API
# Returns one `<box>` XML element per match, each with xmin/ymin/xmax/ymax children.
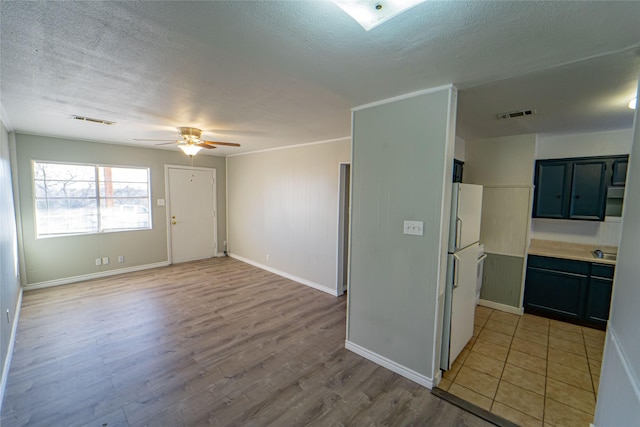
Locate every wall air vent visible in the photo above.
<box><xmin>496</xmin><ymin>109</ymin><xmax>536</xmax><ymax>120</ymax></box>
<box><xmin>73</xmin><ymin>115</ymin><xmax>115</xmax><ymax>125</ymax></box>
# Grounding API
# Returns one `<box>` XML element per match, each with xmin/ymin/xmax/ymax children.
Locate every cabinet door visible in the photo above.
<box><xmin>524</xmin><ymin>267</ymin><xmax>587</xmax><ymax>319</ymax></box>
<box><xmin>585</xmin><ymin>277</ymin><xmax>613</xmax><ymax>325</ymax></box>
<box><xmin>453</xmin><ymin>160</ymin><xmax>464</xmax><ymax>183</ymax></box>
<box><xmin>569</xmin><ymin>160</ymin><xmax>607</xmax><ymax>220</ymax></box>
<box><xmin>611</xmin><ymin>159</ymin><xmax>628</xmax><ymax>186</ymax></box>
<box><xmin>533</xmin><ymin>161</ymin><xmax>570</xmax><ymax>218</ymax></box>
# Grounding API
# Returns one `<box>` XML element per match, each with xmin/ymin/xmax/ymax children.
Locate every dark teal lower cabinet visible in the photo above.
<box><xmin>524</xmin><ymin>256</ymin><xmax>614</xmax><ymax>328</ymax></box>
<box><xmin>525</xmin><ymin>268</ymin><xmax>587</xmax><ymax>319</ymax></box>
<box><xmin>585</xmin><ymin>263</ymin><xmax>615</xmax><ymax>325</ymax></box>
<box><xmin>585</xmin><ymin>278</ymin><xmax>613</xmax><ymax>325</ymax></box>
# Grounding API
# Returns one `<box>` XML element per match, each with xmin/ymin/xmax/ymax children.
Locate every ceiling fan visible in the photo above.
<box><xmin>134</xmin><ymin>127</ymin><xmax>241</xmax><ymax>156</ymax></box>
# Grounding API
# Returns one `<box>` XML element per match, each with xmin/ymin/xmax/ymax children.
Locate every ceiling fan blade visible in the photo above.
<box><xmin>134</xmin><ymin>138</ymin><xmax>177</xmax><ymax>142</ymax></box>
<box><xmin>202</xmin><ymin>140</ymin><xmax>241</xmax><ymax>147</ymax></box>
<box><xmin>196</xmin><ymin>143</ymin><xmax>217</xmax><ymax>149</ymax></box>
<box><xmin>156</xmin><ymin>141</ymin><xmax>180</xmax><ymax>146</ymax></box>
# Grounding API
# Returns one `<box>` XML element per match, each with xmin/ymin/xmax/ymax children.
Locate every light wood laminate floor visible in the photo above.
<box><xmin>2</xmin><ymin>257</ymin><xmax>492</xmax><ymax>427</ymax></box>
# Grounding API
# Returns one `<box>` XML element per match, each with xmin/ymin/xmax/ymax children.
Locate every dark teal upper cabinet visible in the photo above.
<box><xmin>533</xmin><ymin>155</ymin><xmax>628</xmax><ymax>221</ymax></box>
<box><xmin>569</xmin><ymin>160</ymin><xmax>607</xmax><ymax>220</ymax></box>
<box><xmin>611</xmin><ymin>158</ymin><xmax>628</xmax><ymax>186</ymax></box>
<box><xmin>453</xmin><ymin>159</ymin><xmax>464</xmax><ymax>183</ymax></box>
<box><xmin>533</xmin><ymin>161</ymin><xmax>571</xmax><ymax>218</ymax></box>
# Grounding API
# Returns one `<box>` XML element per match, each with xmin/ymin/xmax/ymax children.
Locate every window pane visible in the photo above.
<box><xmin>100</xmin><ymin>199</ymin><xmax>151</xmax><ymax>230</ymax></box>
<box><xmin>35</xmin><ymin>180</ymin><xmax>96</xmax><ymax>199</ymax></box>
<box><xmin>34</xmin><ymin>162</ymin><xmax>95</xmax><ymax>181</ymax></box>
<box><xmin>35</xmin><ymin>199</ymin><xmax>98</xmax><ymax>235</ymax></box>
<box><xmin>99</xmin><ymin>182</ymin><xmax>148</xmax><ymax>198</ymax></box>
<box><xmin>99</xmin><ymin>167</ymin><xmax>148</xmax><ymax>183</ymax></box>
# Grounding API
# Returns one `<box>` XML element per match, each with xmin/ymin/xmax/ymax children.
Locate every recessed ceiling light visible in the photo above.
<box><xmin>332</xmin><ymin>0</ymin><xmax>427</xmax><ymax>31</ymax></box>
<box><xmin>629</xmin><ymin>97</ymin><xmax>637</xmax><ymax>110</ymax></box>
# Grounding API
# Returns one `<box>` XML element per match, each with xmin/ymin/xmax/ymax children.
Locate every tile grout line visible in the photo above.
<box><xmin>582</xmin><ymin>326</ymin><xmax>599</xmax><ymax>421</ymax></box>
<box><xmin>543</xmin><ymin>317</ymin><xmax>550</xmax><ymax>425</ymax></box>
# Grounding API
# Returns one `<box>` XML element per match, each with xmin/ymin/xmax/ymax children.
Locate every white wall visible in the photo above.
<box><xmin>0</xmin><ymin>122</ymin><xmax>22</xmax><ymax>404</ymax></box>
<box><xmin>532</xmin><ymin>128</ymin><xmax>633</xmax><ymax>247</ymax></box>
<box><xmin>14</xmin><ymin>133</ymin><xmax>227</xmax><ymax>287</ymax></box>
<box><xmin>464</xmin><ymin>134</ymin><xmax>536</xmax><ymax>186</ymax></box>
<box><xmin>593</xmin><ymin>89</ymin><xmax>640</xmax><ymax>426</ymax></box>
<box><xmin>347</xmin><ymin>86</ymin><xmax>455</xmax><ymax>387</ymax></box>
<box><xmin>226</xmin><ymin>138</ymin><xmax>351</xmax><ymax>295</ymax></box>
<box><xmin>464</xmin><ymin>134</ymin><xmax>536</xmax><ymax>310</ymax></box>
<box><xmin>454</xmin><ymin>136</ymin><xmax>465</xmax><ymax>161</ymax></box>
<box><xmin>537</xmin><ymin>128</ymin><xmax>633</xmax><ymax>159</ymax></box>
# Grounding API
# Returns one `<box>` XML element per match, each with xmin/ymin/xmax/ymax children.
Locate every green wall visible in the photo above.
<box><xmin>480</xmin><ymin>253</ymin><xmax>524</xmax><ymax>307</ymax></box>
<box><xmin>14</xmin><ymin>134</ymin><xmax>226</xmax><ymax>286</ymax></box>
<box><xmin>1</xmin><ymin>122</ymin><xmax>22</xmax><ymax>391</ymax></box>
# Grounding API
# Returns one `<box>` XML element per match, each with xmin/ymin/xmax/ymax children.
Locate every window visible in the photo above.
<box><xmin>34</xmin><ymin>162</ymin><xmax>151</xmax><ymax>237</ymax></box>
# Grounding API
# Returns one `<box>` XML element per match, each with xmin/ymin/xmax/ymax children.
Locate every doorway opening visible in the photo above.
<box><xmin>337</xmin><ymin>163</ymin><xmax>351</xmax><ymax>296</ymax></box>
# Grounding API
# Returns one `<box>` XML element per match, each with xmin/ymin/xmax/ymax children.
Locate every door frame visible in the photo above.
<box><xmin>164</xmin><ymin>165</ymin><xmax>217</xmax><ymax>264</ymax></box>
<box><xmin>336</xmin><ymin>162</ymin><xmax>351</xmax><ymax>296</ymax></box>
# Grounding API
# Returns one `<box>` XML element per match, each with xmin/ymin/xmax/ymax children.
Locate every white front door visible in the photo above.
<box><xmin>167</xmin><ymin>167</ymin><xmax>216</xmax><ymax>263</ymax></box>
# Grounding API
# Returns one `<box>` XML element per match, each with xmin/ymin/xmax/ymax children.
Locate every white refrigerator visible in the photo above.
<box><xmin>440</xmin><ymin>183</ymin><xmax>483</xmax><ymax>370</ymax></box>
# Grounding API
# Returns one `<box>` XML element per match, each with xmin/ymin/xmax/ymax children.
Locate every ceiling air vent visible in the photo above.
<box><xmin>73</xmin><ymin>115</ymin><xmax>115</xmax><ymax>125</ymax></box>
<box><xmin>496</xmin><ymin>109</ymin><xmax>536</xmax><ymax>120</ymax></box>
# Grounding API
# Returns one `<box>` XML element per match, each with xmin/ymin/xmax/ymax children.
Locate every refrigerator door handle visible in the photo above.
<box><xmin>455</xmin><ymin>217</ymin><xmax>462</xmax><ymax>250</ymax></box>
<box><xmin>452</xmin><ymin>254</ymin><xmax>460</xmax><ymax>289</ymax></box>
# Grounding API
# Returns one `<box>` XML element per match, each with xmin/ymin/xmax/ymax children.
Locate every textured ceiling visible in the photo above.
<box><xmin>1</xmin><ymin>1</ymin><xmax>640</xmax><ymax>155</ymax></box>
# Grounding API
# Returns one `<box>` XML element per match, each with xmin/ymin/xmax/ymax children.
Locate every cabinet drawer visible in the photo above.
<box><xmin>527</xmin><ymin>255</ymin><xmax>589</xmax><ymax>275</ymax></box>
<box><xmin>591</xmin><ymin>263</ymin><xmax>615</xmax><ymax>279</ymax></box>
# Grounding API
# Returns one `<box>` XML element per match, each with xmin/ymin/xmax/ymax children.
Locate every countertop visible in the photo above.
<box><xmin>528</xmin><ymin>239</ymin><xmax>617</xmax><ymax>265</ymax></box>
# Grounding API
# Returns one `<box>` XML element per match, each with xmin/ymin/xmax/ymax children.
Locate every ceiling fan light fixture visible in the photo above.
<box><xmin>178</xmin><ymin>127</ymin><xmax>203</xmax><ymax>142</ymax></box>
<box><xmin>179</xmin><ymin>144</ymin><xmax>203</xmax><ymax>156</ymax></box>
<box><xmin>629</xmin><ymin>97</ymin><xmax>637</xmax><ymax>110</ymax></box>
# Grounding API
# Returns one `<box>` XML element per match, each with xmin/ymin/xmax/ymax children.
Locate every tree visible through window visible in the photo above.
<box><xmin>34</xmin><ymin>162</ymin><xmax>151</xmax><ymax>237</ymax></box>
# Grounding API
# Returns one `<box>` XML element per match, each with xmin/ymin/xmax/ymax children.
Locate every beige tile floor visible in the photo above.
<box><xmin>439</xmin><ymin>306</ymin><xmax>605</xmax><ymax>427</ymax></box>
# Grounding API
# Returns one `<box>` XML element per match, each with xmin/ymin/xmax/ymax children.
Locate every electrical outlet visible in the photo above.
<box><xmin>266</xmin><ymin>254</ymin><xmax>270</xmax><ymax>261</ymax></box>
<box><xmin>102</xmin><ymin>257</ymin><xmax>110</xmax><ymax>265</ymax></box>
<box><xmin>118</xmin><ymin>255</ymin><xmax>125</xmax><ymax>263</ymax></box>
<box><xmin>95</xmin><ymin>258</ymin><xmax>102</xmax><ymax>266</ymax></box>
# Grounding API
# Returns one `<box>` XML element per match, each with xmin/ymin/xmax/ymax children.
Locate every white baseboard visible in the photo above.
<box><xmin>345</xmin><ymin>340</ymin><xmax>435</xmax><ymax>389</ymax></box>
<box><xmin>229</xmin><ymin>253</ymin><xmax>337</xmax><ymax>296</ymax></box>
<box><xmin>216</xmin><ymin>252</ymin><xmax>227</xmax><ymax>257</ymax></box>
<box><xmin>23</xmin><ymin>261</ymin><xmax>170</xmax><ymax>290</ymax></box>
<box><xmin>0</xmin><ymin>288</ymin><xmax>23</xmax><ymax>413</ymax></box>
<box><xmin>478</xmin><ymin>299</ymin><xmax>524</xmax><ymax>316</ymax></box>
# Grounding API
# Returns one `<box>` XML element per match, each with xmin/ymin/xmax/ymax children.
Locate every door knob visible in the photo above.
<box><xmin>172</xmin><ymin>221</ymin><xmax>177</xmax><ymax>225</ymax></box>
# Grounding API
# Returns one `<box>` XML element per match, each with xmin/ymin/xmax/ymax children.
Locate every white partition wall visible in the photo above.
<box><xmin>593</xmin><ymin>83</ymin><xmax>640</xmax><ymax>426</ymax></box>
<box><xmin>347</xmin><ymin>86</ymin><xmax>456</xmax><ymax>387</ymax></box>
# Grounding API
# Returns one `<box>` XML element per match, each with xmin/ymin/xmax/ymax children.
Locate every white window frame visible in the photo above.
<box><xmin>32</xmin><ymin>160</ymin><xmax>152</xmax><ymax>238</ymax></box>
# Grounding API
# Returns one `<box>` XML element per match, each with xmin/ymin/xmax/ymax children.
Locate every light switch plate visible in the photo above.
<box><xmin>157</xmin><ymin>199</ymin><xmax>165</xmax><ymax>206</ymax></box>
<box><xmin>403</xmin><ymin>220</ymin><xmax>424</xmax><ymax>236</ymax></box>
